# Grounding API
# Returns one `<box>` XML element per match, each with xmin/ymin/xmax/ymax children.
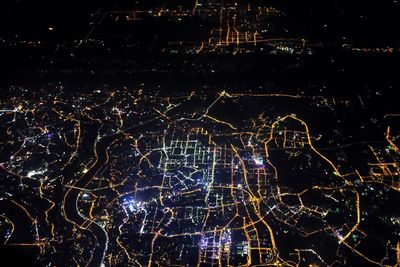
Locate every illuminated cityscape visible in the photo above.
<box><xmin>0</xmin><ymin>0</ymin><xmax>400</xmax><ymax>266</ymax></box>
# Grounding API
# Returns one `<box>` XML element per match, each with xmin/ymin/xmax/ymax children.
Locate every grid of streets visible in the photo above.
<box><xmin>0</xmin><ymin>88</ymin><xmax>399</xmax><ymax>266</ymax></box>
